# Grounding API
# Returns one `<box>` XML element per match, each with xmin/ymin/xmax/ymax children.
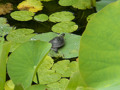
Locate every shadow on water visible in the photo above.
<box><xmin>3</xmin><ymin>0</ymin><xmax>96</xmax><ymax>35</ymax></box>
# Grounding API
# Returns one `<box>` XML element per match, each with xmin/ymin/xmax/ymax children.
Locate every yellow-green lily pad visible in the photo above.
<box><xmin>52</xmin><ymin>21</ymin><xmax>78</xmax><ymax>33</ymax></box>
<box><xmin>34</xmin><ymin>14</ymin><xmax>48</xmax><ymax>22</ymax></box>
<box><xmin>49</xmin><ymin>11</ymin><xmax>75</xmax><ymax>22</ymax></box>
<box><xmin>10</xmin><ymin>11</ymin><xmax>35</xmax><ymax>21</ymax></box>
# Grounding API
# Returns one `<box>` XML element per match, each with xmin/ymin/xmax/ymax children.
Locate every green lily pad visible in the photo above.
<box><xmin>7</xmin><ymin>41</ymin><xmax>51</xmax><ymax>89</ymax></box>
<box><xmin>31</xmin><ymin>32</ymin><xmax>81</xmax><ymax>58</ymax></box>
<box><xmin>52</xmin><ymin>60</ymin><xmax>79</xmax><ymax>77</ymax></box>
<box><xmin>52</xmin><ymin>60</ymin><xmax>70</xmax><ymax>75</ymax></box>
<box><xmin>58</xmin><ymin>0</ymin><xmax>77</xmax><ymax>6</ymax></box>
<box><xmin>35</xmin><ymin>70</ymin><xmax>61</xmax><ymax>84</ymax></box>
<box><xmin>10</xmin><ymin>11</ymin><xmax>35</xmax><ymax>21</ymax></box>
<box><xmin>72</xmin><ymin>0</ymin><xmax>96</xmax><ymax>9</ymax></box>
<box><xmin>52</xmin><ymin>21</ymin><xmax>78</xmax><ymax>33</ymax></box>
<box><xmin>7</xmin><ymin>28</ymin><xmax>35</xmax><ymax>52</ymax></box>
<box><xmin>26</xmin><ymin>84</ymin><xmax>48</xmax><ymax>90</ymax></box>
<box><xmin>34</xmin><ymin>14</ymin><xmax>48</xmax><ymax>22</ymax></box>
<box><xmin>33</xmin><ymin>56</ymin><xmax>61</xmax><ymax>84</ymax></box>
<box><xmin>96</xmin><ymin>0</ymin><xmax>117</xmax><ymax>11</ymax></box>
<box><xmin>47</xmin><ymin>78</ymin><xmax>69</xmax><ymax>90</ymax></box>
<box><xmin>49</xmin><ymin>11</ymin><xmax>75</xmax><ymax>22</ymax></box>
<box><xmin>36</xmin><ymin>56</ymin><xmax>54</xmax><ymax>71</ymax></box>
<box><xmin>79</xmin><ymin>0</ymin><xmax>120</xmax><ymax>89</ymax></box>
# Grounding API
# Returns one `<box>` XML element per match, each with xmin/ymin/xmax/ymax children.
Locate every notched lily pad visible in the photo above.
<box><xmin>47</xmin><ymin>78</ymin><xmax>69</xmax><ymax>90</ymax></box>
<box><xmin>49</xmin><ymin>11</ymin><xmax>75</xmax><ymax>22</ymax></box>
<box><xmin>7</xmin><ymin>28</ymin><xmax>35</xmax><ymax>52</ymax></box>
<box><xmin>52</xmin><ymin>21</ymin><xmax>78</xmax><ymax>33</ymax></box>
<box><xmin>10</xmin><ymin>11</ymin><xmax>35</xmax><ymax>21</ymax></box>
<box><xmin>33</xmin><ymin>56</ymin><xmax>61</xmax><ymax>84</ymax></box>
<box><xmin>7</xmin><ymin>28</ymin><xmax>35</xmax><ymax>43</ymax></box>
<box><xmin>34</xmin><ymin>14</ymin><xmax>48</xmax><ymax>22</ymax></box>
<box><xmin>52</xmin><ymin>60</ymin><xmax>79</xmax><ymax>77</ymax></box>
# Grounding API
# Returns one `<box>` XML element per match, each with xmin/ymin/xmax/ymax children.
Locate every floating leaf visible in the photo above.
<box><xmin>0</xmin><ymin>17</ymin><xmax>7</xmax><ymax>24</ymax></box>
<box><xmin>52</xmin><ymin>60</ymin><xmax>79</xmax><ymax>77</ymax></box>
<box><xmin>52</xmin><ymin>21</ymin><xmax>78</xmax><ymax>33</ymax></box>
<box><xmin>7</xmin><ymin>28</ymin><xmax>35</xmax><ymax>52</ymax></box>
<box><xmin>59</xmin><ymin>0</ymin><xmax>77</xmax><ymax>6</ymax></box>
<box><xmin>35</xmin><ymin>70</ymin><xmax>61</xmax><ymax>84</ymax></box>
<box><xmin>40</xmin><ymin>0</ymin><xmax>53</xmax><ymax>2</ymax></box>
<box><xmin>7</xmin><ymin>41</ymin><xmax>51</xmax><ymax>89</ymax></box>
<box><xmin>31</xmin><ymin>32</ymin><xmax>81</xmax><ymax>58</ymax></box>
<box><xmin>47</xmin><ymin>78</ymin><xmax>69</xmax><ymax>90</ymax></box>
<box><xmin>96</xmin><ymin>0</ymin><xmax>117</xmax><ymax>11</ymax></box>
<box><xmin>49</xmin><ymin>11</ymin><xmax>75</xmax><ymax>22</ymax></box>
<box><xmin>36</xmin><ymin>56</ymin><xmax>54</xmax><ymax>71</ymax></box>
<box><xmin>10</xmin><ymin>11</ymin><xmax>35</xmax><ymax>21</ymax></box>
<box><xmin>17</xmin><ymin>0</ymin><xmax>43</xmax><ymax>12</ymax></box>
<box><xmin>0</xmin><ymin>39</ymin><xmax>11</xmax><ymax>90</ymax></box>
<box><xmin>0</xmin><ymin>17</ymin><xmax>13</xmax><ymax>36</ymax></box>
<box><xmin>26</xmin><ymin>84</ymin><xmax>48</xmax><ymax>90</ymax></box>
<box><xmin>33</xmin><ymin>56</ymin><xmax>61</xmax><ymax>84</ymax></box>
<box><xmin>72</xmin><ymin>0</ymin><xmax>96</xmax><ymax>9</ymax></box>
<box><xmin>4</xmin><ymin>80</ymin><xmax>14</xmax><ymax>90</ymax></box>
<box><xmin>79</xmin><ymin>0</ymin><xmax>120</xmax><ymax>89</ymax></box>
<box><xmin>52</xmin><ymin>60</ymin><xmax>70</xmax><ymax>75</ymax></box>
<box><xmin>34</xmin><ymin>14</ymin><xmax>48</xmax><ymax>22</ymax></box>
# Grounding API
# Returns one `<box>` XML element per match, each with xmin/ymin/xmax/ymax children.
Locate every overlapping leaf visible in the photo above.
<box><xmin>78</xmin><ymin>0</ymin><xmax>120</xmax><ymax>89</ymax></box>
<box><xmin>7</xmin><ymin>41</ymin><xmax>51</xmax><ymax>89</ymax></box>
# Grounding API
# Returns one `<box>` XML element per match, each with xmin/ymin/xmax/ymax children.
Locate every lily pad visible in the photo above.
<box><xmin>96</xmin><ymin>0</ymin><xmax>117</xmax><ymax>11</ymax></box>
<box><xmin>34</xmin><ymin>14</ymin><xmax>48</xmax><ymax>22</ymax></box>
<box><xmin>33</xmin><ymin>56</ymin><xmax>61</xmax><ymax>84</ymax></box>
<box><xmin>31</xmin><ymin>32</ymin><xmax>81</xmax><ymax>58</ymax></box>
<box><xmin>52</xmin><ymin>21</ymin><xmax>78</xmax><ymax>33</ymax></box>
<box><xmin>72</xmin><ymin>0</ymin><xmax>96</xmax><ymax>9</ymax></box>
<box><xmin>0</xmin><ymin>17</ymin><xmax>13</xmax><ymax>36</ymax></box>
<box><xmin>49</xmin><ymin>11</ymin><xmax>75</xmax><ymax>22</ymax></box>
<box><xmin>47</xmin><ymin>78</ymin><xmax>69</xmax><ymax>90</ymax></box>
<box><xmin>35</xmin><ymin>70</ymin><xmax>61</xmax><ymax>84</ymax></box>
<box><xmin>7</xmin><ymin>41</ymin><xmax>51</xmax><ymax>89</ymax></box>
<box><xmin>52</xmin><ymin>60</ymin><xmax>79</xmax><ymax>77</ymax></box>
<box><xmin>10</xmin><ymin>11</ymin><xmax>35</xmax><ymax>21</ymax></box>
<box><xmin>17</xmin><ymin>0</ymin><xmax>43</xmax><ymax>12</ymax></box>
<box><xmin>26</xmin><ymin>84</ymin><xmax>48</xmax><ymax>90</ymax></box>
<box><xmin>7</xmin><ymin>28</ymin><xmax>35</xmax><ymax>52</ymax></box>
<box><xmin>58</xmin><ymin>0</ymin><xmax>77</xmax><ymax>6</ymax></box>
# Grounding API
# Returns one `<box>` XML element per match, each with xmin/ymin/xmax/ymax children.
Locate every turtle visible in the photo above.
<box><xmin>49</xmin><ymin>33</ymin><xmax>65</xmax><ymax>53</ymax></box>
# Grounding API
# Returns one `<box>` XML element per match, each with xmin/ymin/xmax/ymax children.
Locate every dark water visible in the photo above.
<box><xmin>2</xmin><ymin>0</ymin><xmax>96</xmax><ymax>35</ymax></box>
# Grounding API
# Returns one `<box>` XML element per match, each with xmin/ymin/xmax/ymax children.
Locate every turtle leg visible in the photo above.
<box><xmin>52</xmin><ymin>48</ymin><xmax>58</xmax><ymax>53</ymax></box>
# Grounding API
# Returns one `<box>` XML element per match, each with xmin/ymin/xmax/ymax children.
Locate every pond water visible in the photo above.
<box><xmin>3</xmin><ymin>0</ymin><xmax>95</xmax><ymax>35</ymax></box>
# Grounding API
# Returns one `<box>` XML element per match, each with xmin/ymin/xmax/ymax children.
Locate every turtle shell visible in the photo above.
<box><xmin>49</xmin><ymin>34</ymin><xmax>65</xmax><ymax>48</ymax></box>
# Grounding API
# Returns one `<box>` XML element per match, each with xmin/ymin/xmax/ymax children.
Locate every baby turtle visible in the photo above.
<box><xmin>49</xmin><ymin>33</ymin><xmax>65</xmax><ymax>53</ymax></box>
